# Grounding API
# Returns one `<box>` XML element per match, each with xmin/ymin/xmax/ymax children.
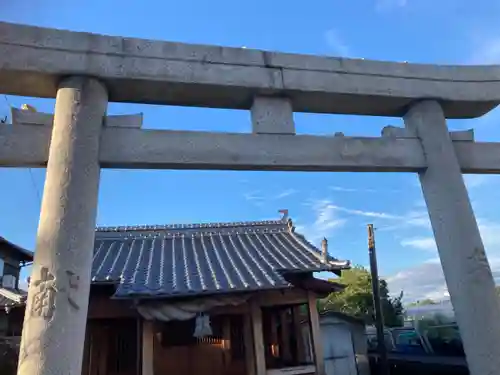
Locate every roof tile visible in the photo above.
<box><xmin>92</xmin><ymin>219</ymin><xmax>350</xmax><ymax>298</ymax></box>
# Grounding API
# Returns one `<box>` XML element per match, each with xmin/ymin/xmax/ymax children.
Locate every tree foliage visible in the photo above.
<box><xmin>318</xmin><ymin>266</ymin><xmax>404</xmax><ymax>327</ymax></box>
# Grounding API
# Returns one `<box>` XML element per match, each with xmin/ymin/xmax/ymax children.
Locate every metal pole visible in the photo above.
<box><xmin>368</xmin><ymin>224</ymin><xmax>389</xmax><ymax>375</ymax></box>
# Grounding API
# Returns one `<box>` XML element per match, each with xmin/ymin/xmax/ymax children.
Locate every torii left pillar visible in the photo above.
<box><xmin>17</xmin><ymin>77</ymin><xmax>107</xmax><ymax>375</ymax></box>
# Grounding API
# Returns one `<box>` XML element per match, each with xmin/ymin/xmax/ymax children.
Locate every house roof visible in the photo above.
<box><xmin>319</xmin><ymin>310</ymin><xmax>366</xmax><ymax>326</ymax></box>
<box><xmin>91</xmin><ymin>217</ymin><xmax>350</xmax><ymax>299</ymax></box>
<box><xmin>0</xmin><ymin>287</ymin><xmax>27</xmax><ymax>308</ymax></box>
<box><xmin>0</xmin><ymin>237</ymin><xmax>34</xmax><ymax>263</ymax></box>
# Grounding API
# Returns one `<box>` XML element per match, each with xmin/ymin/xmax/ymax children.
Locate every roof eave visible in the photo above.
<box><xmin>0</xmin><ymin>237</ymin><xmax>34</xmax><ymax>263</ymax></box>
<box><xmin>109</xmin><ymin>284</ymin><xmax>295</xmax><ymax>300</ymax></box>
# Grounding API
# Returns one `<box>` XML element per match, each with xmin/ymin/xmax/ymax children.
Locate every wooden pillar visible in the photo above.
<box><xmin>142</xmin><ymin>320</ymin><xmax>155</xmax><ymax>375</ymax></box>
<box><xmin>222</xmin><ymin>318</ymin><xmax>232</xmax><ymax>366</ymax></box>
<box><xmin>308</xmin><ymin>292</ymin><xmax>325</xmax><ymax>375</ymax></box>
<box><xmin>292</xmin><ymin>306</ymin><xmax>306</xmax><ymax>363</ymax></box>
<box><xmin>81</xmin><ymin>325</ymin><xmax>90</xmax><ymax>375</ymax></box>
<box><xmin>250</xmin><ymin>300</ymin><xmax>266</xmax><ymax>375</ymax></box>
<box><xmin>244</xmin><ymin>314</ymin><xmax>256</xmax><ymax>375</ymax></box>
<box><xmin>136</xmin><ymin>318</ymin><xmax>143</xmax><ymax>375</ymax></box>
<box><xmin>270</xmin><ymin>314</ymin><xmax>279</xmax><ymax>357</ymax></box>
<box><xmin>97</xmin><ymin>327</ymin><xmax>108</xmax><ymax>374</ymax></box>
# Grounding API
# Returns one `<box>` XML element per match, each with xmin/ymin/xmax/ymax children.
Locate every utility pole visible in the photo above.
<box><xmin>368</xmin><ymin>224</ymin><xmax>389</xmax><ymax>375</ymax></box>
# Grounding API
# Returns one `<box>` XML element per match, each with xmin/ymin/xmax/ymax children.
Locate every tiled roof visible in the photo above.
<box><xmin>0</xmin><ymin>287</ymin><xmax>27</xmax><ymax>308</ymax></box>
<box><xmin>92</xmin><ymin>218</ymin><xmax>350</xmax><ymax>299</ymax></box>
<box><xmin>0</xmin><ymin>237</ymin><xmax>34</xmax><ymax>263</ymax></box>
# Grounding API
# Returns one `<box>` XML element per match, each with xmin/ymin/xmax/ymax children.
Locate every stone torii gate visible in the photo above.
<box><xmin>1</xmin><ymin>22</ymin><xmax>500</xmax><ymax>375</ymax></box>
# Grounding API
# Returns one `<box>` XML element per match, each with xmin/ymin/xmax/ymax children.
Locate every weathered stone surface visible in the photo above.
<box><xmin>1</xmin><ymin>22</ymin><xmax>500</xmax><ymax>118</ymax></box>
<box><xmin>17</xmin><ymin>77</ymin><xmax>107</xmax><ymax>375</ymax></box>
<box><xmin>382</xmin><ymin>125</ymin><xmax>474</xmax><ymax>141</ymax></box>
<box><xmin>251</xmin><ymin>97</ymin><xmax>295</xmax><ymax>134</ymax></box>
<box><xmin>2</xmin><ymin>124</ymin><xmax>500</xmax><ymax>173</ymax></box>
<box><xmin>404</xmin><ymin>100</ymin><xmax>500</xmax><ymax>375</ymax></box>
<box><xmin>11</xmin><ymin>108</ymin><xmax>143</xmax><ymax>128</ymax></box>
<box><xmin>11</xmin><ymin>109</ymin><xmax>53</xmax><ymax>126</ymax></box>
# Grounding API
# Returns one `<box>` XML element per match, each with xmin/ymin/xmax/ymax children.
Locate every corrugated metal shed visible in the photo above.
<box><xmin>92</xmin><ymin>218</ymin><xmax>349</xmax><ymax>299</ymax></box>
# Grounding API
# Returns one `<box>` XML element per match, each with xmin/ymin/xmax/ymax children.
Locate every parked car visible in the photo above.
<box><xmin>366</xmin><ymin>325</ymin><xmax>468</xmax><ymax>375</ymax></box>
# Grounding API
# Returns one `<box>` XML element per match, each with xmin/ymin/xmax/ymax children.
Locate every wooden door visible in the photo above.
<box><xmin>83</xmin><ymin>318</ymin><xmax>138</xmax><ymax>375</ymax></box>
<box><xmin>154</xmin><ymin>315</ymin><xmax>246</xmax><ymax>375</ymax></box>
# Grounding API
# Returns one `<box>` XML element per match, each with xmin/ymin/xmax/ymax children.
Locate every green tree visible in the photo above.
<box><xmin>318</xmin><ymin>266</ymin><xmax>404</xmax><ymax>327</ymax></box>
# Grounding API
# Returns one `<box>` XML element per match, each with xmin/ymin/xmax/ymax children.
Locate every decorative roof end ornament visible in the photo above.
<box><xmin>278</xmin><ymin>209</ymin><xmax>289</xmax><ymax>221</ymax></box>
<box><xmin>21</xmin><ymin>104</ymin><xmax>37</xmax><ymax>112</ymax></box>
<box><xmin>321</xmin><ymin>238</ymin><xmax>328</xmax><ymax>263</ymax></box>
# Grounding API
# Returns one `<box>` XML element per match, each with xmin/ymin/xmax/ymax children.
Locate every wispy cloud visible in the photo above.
<box><xmin>324</xmin><ymin>29</ymin><xmax>352</xmax><ymax>57</ymax></box>
<box><xmin>478</xmin><ymin>219</ymin><xmax>500</xmax><ymax>248</ymax></box>
<box><xmin>400</xmin><ymin>219</ymin><xmax>500</xmax><ymax>254</ymax></box>
<box><xmin>313</xmin><ymin>200</ymin><xmax>347</xmax><ymax>235</ymax></box>
<box><xmin>375</xmin><ymin>0</ymin><xmax>408</xmax><ymax>12</ymax></box>
<box><xmin>391</xmin><ymin>219</ymin><xmax>500</xmax><ymax>301</ymax></box>
<box><xmin>303</xmin><ymin>199</ymin><xmax>430</xmax><ymax>231</ymax></box>
<box><xmin>243</xmin><ymin>190</ymin><xmax>265</xmax><ymax>206</ymax></box>
<box><xmin>243</xmin><ymin>188</ymin><xmax>298</xmax><ymax>207</ymax></box>
<box><xmin>386</xmin><ymin>260</ymin><xmax>448</xmax><ymax>302</ymax></box>
<box><xmin>376</xmin><ymin>210</ymin><xmax>430</xmax><ymax>231</ymax></box>
<box><xmin>328</xmin><ymin>204</ymin><xmax>401</xmax><ymax>220</ymax></box>
<box><xmin>299</xmin><ymin>199</ymin><xmax>419</xmax><ymax>243</ymax></box>
<box><xmin>464</xmin><ymin>175</ymin><xmax>494</xmax><ymax>189</ymax></box>
<box><xmin>388</xmin><ymin>255</ymin><xmax>500</xmax><ymax>302</ymax></box>
<box><xmin>412</xmin><ymin>175</ymin><xmax>493</xmax><ymax>192</ymax></box>
<box><xmin>469</xmin><ymin>36</ymin><xmax>500</xmax><ymax>65</ymax></box>
<box><xmin>329</xmin><ymin>186</ymin><xmax>360</xmax><ymax>193</ymax></box>
<box><xmin>275</xmin><ymin>189</ymin><xmax>298</xmax><ymax>199</ymax></box>
<box><xmin>329</xmin><ymin>186</ymin><xmax>399</xmax><ymax>193</ymax></box>
<box><xmin>299</xmin><ymin>199</ymin><xmax>347</xmax><ymax>242</ymax></box>
<box><xmin>401</xmin><ymin>237</ymin><xmax>436</xmax><ymax>251</ymax></box>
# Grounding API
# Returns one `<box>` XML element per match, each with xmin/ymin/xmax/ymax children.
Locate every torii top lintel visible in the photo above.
<box><xmin>1</xmin><ymin>22</ymin><xmax>500</xmax><ymax>119</ymax></box>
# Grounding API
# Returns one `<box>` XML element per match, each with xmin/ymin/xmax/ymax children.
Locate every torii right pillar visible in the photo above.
<box><xmin>404</xmin><ymin>100</ymin><xmax>500</xmax><ymax>375</ymax></box>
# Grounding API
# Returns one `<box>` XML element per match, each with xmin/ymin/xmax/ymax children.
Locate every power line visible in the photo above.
<box><xmin>28</xmin><ymin>169</ymin><xmax>42</xmax><ymax>206</ymax></box>
<box><xmin>3</xmin><ymin>94</ymin><xmax>11</xmax><ymax>108</ymax></box>
<box><xmin>1</xmin><ymin>95</ymin><xmax>10</xmax><ymax>123</ymax></box>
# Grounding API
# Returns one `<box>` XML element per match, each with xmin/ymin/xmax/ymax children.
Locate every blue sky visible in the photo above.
<box><xmin>2</xmin><ymin>0</ymin><xmax>500</xmax><ymax>302</ymax></box>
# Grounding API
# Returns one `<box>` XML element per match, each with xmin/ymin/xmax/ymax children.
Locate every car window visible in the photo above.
<box><xmin>425</xmin><ymin>325</ymin><xmax>465</xmax><ymax>357</ymax></box>
<box><xmin>394</xmin><ymin>331</ymin><xmax>423</xmax><ymax>348</ymax></box>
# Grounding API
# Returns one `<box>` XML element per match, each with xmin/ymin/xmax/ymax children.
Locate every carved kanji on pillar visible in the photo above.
<box><xmin>30</xmin><ymin>267</ymin><xmax>80</xmax><ymax>320</ymax></box>
<box><xmin>30</xmin><ymin>267</ymin><xmax>58</xmax><ymax>319</ymax></box>
<box><xmin>65</xmin><ymin>270</ymin><xmax>80</xmax><ymax>310</ymax></box>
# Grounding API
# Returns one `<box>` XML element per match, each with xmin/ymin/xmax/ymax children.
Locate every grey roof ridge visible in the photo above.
<box><xmin>95</xmin><ymin>218</ymin><xmax>287</xmax><ymax>233</ymax></box>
